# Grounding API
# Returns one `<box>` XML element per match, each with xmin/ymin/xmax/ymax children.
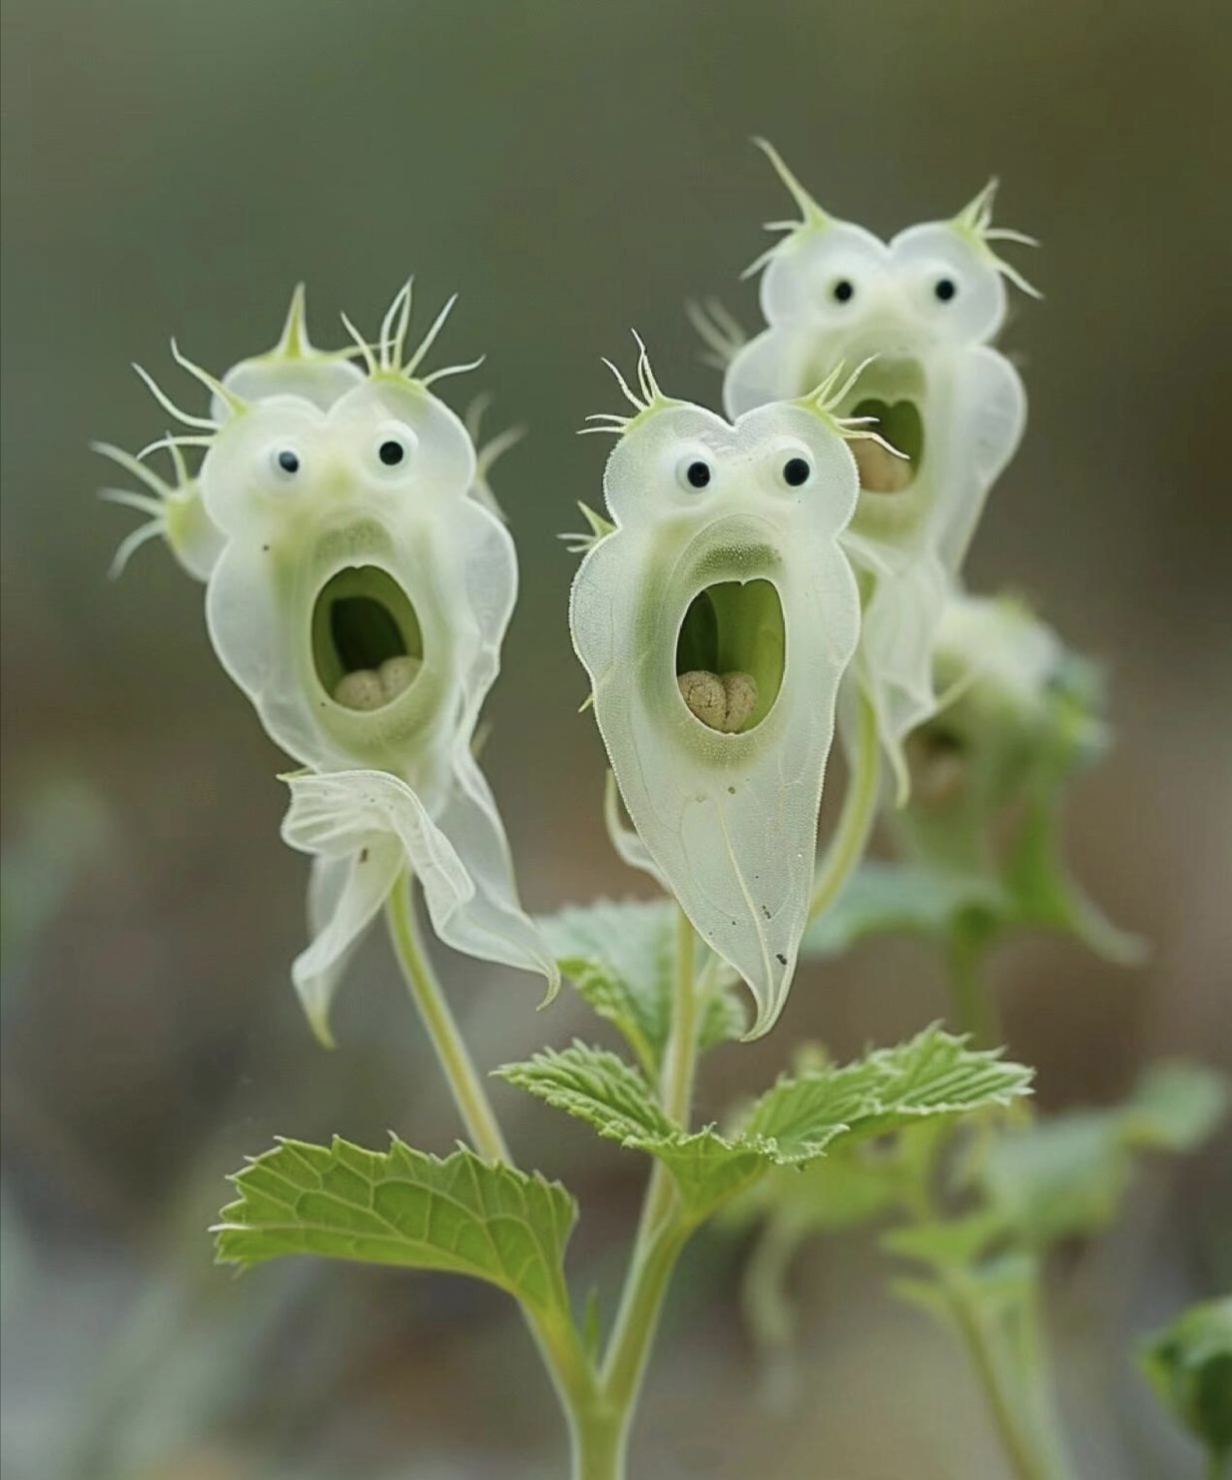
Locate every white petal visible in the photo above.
<box><xmin>603</xmin><ymin>770</ymin><xmax>667</xmax><ymax>888</ymax></box>
<box><xmin>292</xmin><ymin>846</ymin><xmax>401</xmax><ymax>1046</ymax></box>
<box><xmin>847</xmin><ymin>543</ymin><xmax>952</xmax><ymax>780</ymax></box>
<box><xmin>283</xmin><ymin>767</ymin><xmax>556</xmax><ymax>992</ymax></box>
<box><xmin>929</xmin><ymin>347</ymin><xmax>1026</xmax><ymax>571</ymax></box>
<box><xmin>723</xmin><ymin>326</ymin><xmax>817</xmax><ymax>420</ymax></box>
<box><xmin>434</xmin><ymin>749</ymin><xmax>560</xmax><ymax>996</ymax></box>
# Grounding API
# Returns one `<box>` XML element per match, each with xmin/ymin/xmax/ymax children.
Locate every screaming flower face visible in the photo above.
<box><xmin>100</xmin><ymin>284</ymin><xmax>556</xmax><ymax>1040</ymax></box>
<box><xmin>570</xmin><ymin>346</ymin><xmax>863</xmax><ymax>1035</ymax></box>
<box><xmin>716</xmin><ymin>142</ymin><xmax>1037</xmax><ymax>793</ymax></box>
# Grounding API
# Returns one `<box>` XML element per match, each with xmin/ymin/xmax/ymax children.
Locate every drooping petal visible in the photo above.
<box><xmin>436</xmin><ymin>749</ymin><xmax>561</xmax><ymax>997</ymax></box>
<box><xmin>282</xmin><ymin>768</ymin><xmax>557</xmax><ymax>1016</ymax></box>
<box><xmin>292</xmin><ymin>845</ymin><xmax>402</xmax><ymax>1046</ymax></box>
<box><xmin>843</xmin><ymin>534</ymin><xmax>952</xmax><ymax>796</ymax></box>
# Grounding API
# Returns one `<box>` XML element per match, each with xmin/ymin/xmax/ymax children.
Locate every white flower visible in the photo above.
<box><xmin>570</xmin><ymin>344</ymin><xmax>864</xmax><ymax>1035</ymax></box>
<box><xmin>716</xmin><ymin>142</ymin><xmax>1035</xmax><ymax>792</ymax></box>
<box><xmin>103</xmin><ymin>283</ymin><xmax>556</xmax><ymax>1038</ymax></box>
<box><xmin>933</xmin><ymin>590</ymin><xmax>1065</xmax><ymax>717</ymax></box>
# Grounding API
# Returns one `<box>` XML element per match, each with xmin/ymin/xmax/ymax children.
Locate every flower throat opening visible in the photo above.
<box><xmin>850</xmin><ymin>397</ymin><xmax>924</xmax><ymax>493</ymax></box>
<box><xmin>675</xmin><ymin>579</ymin><xmax>785</xmax><ymax>735</ymax></box>
<box><xmin>312</xmin><ymin>566</ymin><xmax>424</xmax><ymax>712</ymax></box>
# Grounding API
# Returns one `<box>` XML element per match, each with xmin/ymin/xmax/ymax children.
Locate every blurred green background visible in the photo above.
<box><xmin>2</xmin><ymin>2</ymin><xmax>1229</xmax><ymax>1477</ymax></box>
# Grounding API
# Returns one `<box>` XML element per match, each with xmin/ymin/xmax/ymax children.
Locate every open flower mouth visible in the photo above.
<box><xmin>849</xmin><ymin>397</ymin><xmax>924</xmax><ymax>494</ymax></box>
<box><xmin>311</xmin><ymin>566</ymin><xmax>424</xmax><ymax>712</ymax></box>
<box><xmin>675</xmin><ymin>579</ymin><xmax>786</xmax><ymax>735</ymax></box>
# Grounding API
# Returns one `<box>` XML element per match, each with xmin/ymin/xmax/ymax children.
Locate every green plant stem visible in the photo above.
<box><xmin>591</xmin><ymin>906</ymin><xmax>702</xmax><ymax>1465</ymax></box>
<box><xmin>384</xmin><ymin>876</ymin><xmax>595</xmax><ymax>1434</ymax></box>
<box><xmin>937</xmin><ymin>935</ymin><xmax>1076</xmax><ymax>1479</ymax></box>
<box><xmin>944</xmin><ymin>1275</ymin><xmax>1058</xmax><ymax>1480</ymax></box>
<box><xmin>946</xmin><ymin>925</ymin><xmax>1002</xmax><ymax>1047</ymax></box>
<box><xmin>385</xmin><ymin>874</ymin><xmax>510</xmax><ymax>1162</ymax></box>
<box><xmin>1015</xmin><ymin>1283</ymin><xmax>1080</xmax><ymax>1480</ymax></box>
<box><xmin>809</xmin><ymin>686</ymin><xmax>880</xmax><ymax>923</ymax></box>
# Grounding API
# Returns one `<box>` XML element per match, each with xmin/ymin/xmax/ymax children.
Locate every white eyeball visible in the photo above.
<box><xmin>675</xmin><ymin>453</ymin><xmax>715</xmax><ymax>493</ymax></box>
<box><xmin>371</xmin><ymin>421</ymin><xmax>419</xmax><ymax>477</ymax></box>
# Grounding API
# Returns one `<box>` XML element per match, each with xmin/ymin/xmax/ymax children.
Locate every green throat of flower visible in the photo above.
<box><xmin>850</xmin><ymin>397</ymin><xmax>924</xmax><ymax>494</ymax></box>
<box><xmin>311</xmin><ymin>566</ymin><xmax>425</xmax><ymax>712</ymax></box>
<box><xmin>675</xmin><ymin>579</ymin><xmax>785</xmax><ymax>735</ymax></box>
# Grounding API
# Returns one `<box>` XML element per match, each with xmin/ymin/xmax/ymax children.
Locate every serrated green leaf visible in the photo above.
<box><xmin>1140</xmin><ymin>1298</ymin><xmax>1232</xmax><ymax>1460</ymax></box>
<box><xmin>538</xmin><ymin>899</ymin><xmax>746</xmax><ymax>1076</ymax></box>
<box><xmin>495</xmin><ymin>1042</ymin><xmax>673</xmax><ymax>1145</ymax></box>
<box><xmin>214</xmin><ymin>1138</ymin><xmax>576</xmax><ymax>1320</ymax></box>
<box><xmin>802</xmin><ymin>862</ymin><xmax>1005</xmax><ymax>957</ymax></box>
<box><xmin>495</xmin><ymin>1043</ymin><xmax>769</xmax><ymax>1218</ymax></box>
<box><xmin>740</xmin><ymin>1025</ymin><xmax>1034</xmax><ymax>1160</ymax></box>
<box><xmin>502</xmin><ymin>1030</ymin><xmax>1031</xmax><ymax>1226</ymax></box>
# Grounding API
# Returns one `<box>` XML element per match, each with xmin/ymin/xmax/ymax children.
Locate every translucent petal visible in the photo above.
<box><xmin>843</xmin><ymin>537</ymin><xmax>952</xmax><ymax>795</ymax></box>
<box><xmin>282</xmin><ymin>768</ymin><xmax>557</xmax><ymax>995</ymax></box>
<box><xmin>436</xmin><ymin>750</ymin><xmax>561</xmax><ymax>997</ymax></box>
<box><xmin>928</xmin><ymin>346</ymin><xmax>1026</xmax><ymax>571</ymax></box>
<box><xmin>603</xmin><ymin>770</ymin><xmax>667</xmax><ymax>888</ymax></box>
<box><xmin>292</xmin><ymin>845</ymin><xmax>402</xmax><ymax>1046</ymax></box>
<box><xmin>570</xmin><ymin>400</ymin><xmax>861</xmax><ymax>1035</ymax></box>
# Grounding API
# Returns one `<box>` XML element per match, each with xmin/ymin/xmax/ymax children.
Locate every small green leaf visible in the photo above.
<box><xmin>981</xmin><ymin>1060</ymin><xmax>1228</xmax><ymax>1248</ymax></box>
<box><xmin>1122</xmin><ymin>1061</ymin><xmax>1229</xmax><ymax>1152</ymax></box>
<box><xmin>1140</xmin><ymin>1298</ymin><xmax>1232</xmax><ymax>1462</ymax></box>
<box><xmin>502</xmin><ymin>1030</ymin><xmax>1032</xmax><ymax>1225</ymax></box>
<box><xmin>980</xmin><ymin>1108</ymin><xmax>1131</xmax><ymax>1246</ymax></box>
<box><xmin>538</xmin><ymin>899</ymin><xmax>746</xmax><ymax>1076</ymax></box>
<box><xmin>802</xmin><ymin>861</ymin><xmax>1005</xmax><ymax>957</ymax></box>
<box><xmin>881</xmin><ymin>1209</ymin><xmax>1007</xmax><ymax>1271</ymax></box>
<box><xmin>214</xmin><ymin>1138</ymin><xmax>576</xmax><ymax>1320</ymax></box>
<box><xmin>495</xmin><ymin>1042</ymin><xmax>673</xmax><ymax>1145</ymax></box>
<box><xmin>496</xmin><ymin>1043</ymin><xmax>769</xmax><ymax>1218</ymax></box>
<box><xmin>740</xmin><ymin>1025</ymin><xmax>1034</xmax><ymax>1160</ymax></box>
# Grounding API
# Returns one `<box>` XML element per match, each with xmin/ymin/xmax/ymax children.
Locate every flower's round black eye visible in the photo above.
<box><xmin>378</xmin><ymin>439</ymin><xmax>405</xmax><ymax>467</ymax></box>
<box><xmin>685</xmin><ymin>460</ymin><xmax>712</xmax><ymax>489</ymax></box>
<box><xmin>934</xmin><ymin>277</ymin><xmax>958</xmax><ymax>303</ymax></box>
<box><xmin>782</xmin><ymin>456</ymin><xmax>811</xmax><ymax>488</ymax></box>
<box><xmin>276</xmin><ymin>449</ymin><xmax>300</xmax><ymax>474</ymax></box>
<box><xmin>832</xmin><ymin>279</ymin><xmax>855</xmax><ymax>304</ymax></box>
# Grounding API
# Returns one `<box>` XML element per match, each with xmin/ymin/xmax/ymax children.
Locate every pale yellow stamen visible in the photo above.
<box><xmin>333</xmin><ymin>670</ymin><xmax>385</xmax><ymax>711</ymax></box>
<box><xmin>678</xmin><ymin>670</ymin><xmax>759</xmax><ymax>734</ymax></box>
<box><xmin>378</xmin><ymin>655</ymin><xmax>422</xmax><ymax>699</ymax></box>
<box><xmin>852</xmin><ymin>438</ymin><xmax>913</xmax><ymax>494</ymax></box>
<box><xmin>333</xmin><ymin>655</ymin><xmax>422</xmax><ymax>711</ymax></box>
